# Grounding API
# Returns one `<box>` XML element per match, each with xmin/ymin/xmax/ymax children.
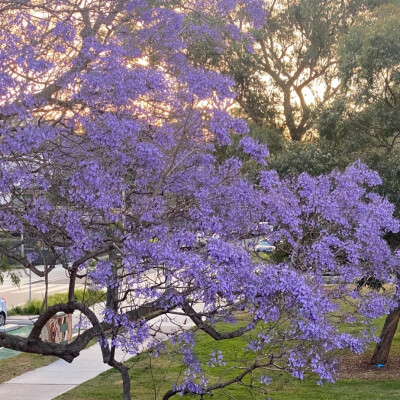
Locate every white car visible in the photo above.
<box><xmin>0</xmin><ymin>296</ymin><xmax>7</xmax><ymax>326</ymax></box>
<box><xmin>255</xmin><ymin>241</ymin><xmax>276</xmax><ymax>254</ymax></box>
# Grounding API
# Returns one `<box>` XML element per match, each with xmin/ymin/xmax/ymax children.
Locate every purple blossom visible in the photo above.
<box><xmin>0</xmin><ymin>2</ymin><xmax>397</xmax><ymax>398</ymax></box>
<box><xmin>238</xmin><ymin>136</ymin><xmax>269</xmax><ymax>164</ymax></box>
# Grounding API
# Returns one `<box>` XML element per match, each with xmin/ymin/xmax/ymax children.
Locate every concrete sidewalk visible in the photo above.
<box><xmin>0</xmin><ymin>342</ymin><xmax>127</xmax><ymax>400</ymax></box>
<box><xmin>0</xmin><ymin>311</ymin><xmax>195</xmax><ymax>399</ymax></box>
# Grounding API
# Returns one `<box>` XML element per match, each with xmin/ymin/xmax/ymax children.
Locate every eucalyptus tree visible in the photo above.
<box><xmin>189</xmin><ymin>0</ymin><xmax>383</xmax><ymax>141</ymax></box>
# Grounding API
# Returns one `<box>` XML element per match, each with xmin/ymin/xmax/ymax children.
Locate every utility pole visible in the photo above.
<box><xmin>21</xmin><ymin>227</ymin><xmax>32</xmax><ymax>303</ymax></box>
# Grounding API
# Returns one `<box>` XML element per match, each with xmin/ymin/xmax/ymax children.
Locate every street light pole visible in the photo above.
<box><xmin>21</xmin><ymin>227</ymin><xmax>32</xmax><ymax>303</ymax></box>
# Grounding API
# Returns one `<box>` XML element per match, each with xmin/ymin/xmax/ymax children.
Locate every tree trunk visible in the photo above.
<box><xmin>282</xmin><ymin>88</ymin><xmax>305</xmax><ymax>142</ymax></box>
<box><xmin>371</xmin><ymin>304</ymin><xmax>400</xmax><ymax>365</ymax></box>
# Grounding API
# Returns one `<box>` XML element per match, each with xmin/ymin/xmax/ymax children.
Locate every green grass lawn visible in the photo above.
<box><xmin>268</xmin><ymin>379</ymin><xmax>400</xmax><ymax>400</ymax></box>
<box><xmin>54</xmin><ymin>372</ymin><xmax>400</xmax><ymax>400</ymax></box>
<box><xmin>0</xmin><ymin>353</ymin><xmax>57</xmax><ymax>384</ymax></box>
<box><xmin>54</xmin><ymin>310</ymin><xmax>400</xmax><ymax>400</ymax></box>
<box><xmin>55</xmin><ymin>350</ymin><xmax>400</xmax><ymax>400</ymax></box>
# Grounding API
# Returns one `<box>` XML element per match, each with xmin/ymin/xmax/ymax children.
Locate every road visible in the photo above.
<box><xmin>0</xmin><ymin>265</ymin><xmax>85</xmax><ymax>308</ymax></box>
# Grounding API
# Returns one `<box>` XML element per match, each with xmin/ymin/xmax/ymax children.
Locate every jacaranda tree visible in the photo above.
<box><xmin>0</xmin><ymin>1</ymin><xmax>399</xmax><ymax>399</ymax></box>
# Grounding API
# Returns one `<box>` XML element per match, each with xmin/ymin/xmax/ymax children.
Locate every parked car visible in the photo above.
<box><xmin>0</xmin><ymin>296</ymin><xmax>6</xmax><ymax>326</ymax></box>
<box><xmin>255</xmin><ymin>241</ymin><xmax>275</xmax><ymax>254</ymax></box>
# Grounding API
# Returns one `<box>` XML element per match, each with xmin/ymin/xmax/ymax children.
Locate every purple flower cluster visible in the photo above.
<box><xmin>0</xmin><ymin>0</ymin><xmax>397</xmax><ymax>396</ymax></box>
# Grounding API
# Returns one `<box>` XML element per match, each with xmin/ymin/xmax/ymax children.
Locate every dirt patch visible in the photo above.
<box><xmin>338</xmin><ymin>355</ymin><xmax>400</xmax><ymax>380</ymax></box>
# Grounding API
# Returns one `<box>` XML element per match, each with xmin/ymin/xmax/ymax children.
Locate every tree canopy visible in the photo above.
<box><xmin>189</xmin><ymin>0</ymin><xmax>386</xmax><ymax>141</ymax></box>
<box><xmin>0</xmin><ymin>1</ymin><xmax>399</xmax><ymax>399</ymax></box>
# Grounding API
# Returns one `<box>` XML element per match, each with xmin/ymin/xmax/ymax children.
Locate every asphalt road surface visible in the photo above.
<box><xmin>0</xmin><ymin>265</ymin><xmax>85</xmax><ymax>308</ymax></box>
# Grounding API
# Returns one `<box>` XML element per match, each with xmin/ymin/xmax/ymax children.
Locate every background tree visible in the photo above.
<box><xmin>268</xmin><ymin>1</ymin><xmax>400</xmax><ymax>366</ymax></box>
<box><xmin>189</xmin><ymin>0</ymin><xmax>384</xmax><ymax>141</ymax></box>
<box><xmin>331</xmin><ymin>2</ymin><xmax>400</xmax><ymax>365</ymax></box>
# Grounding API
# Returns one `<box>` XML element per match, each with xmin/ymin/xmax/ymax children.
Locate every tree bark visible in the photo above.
<box><xmin>371</xmin><ymin>304</ymin><xmax>400</xmax><ymax>365</ymax></box>
<box><xmin>282</xmin><ymin>88</ymin><xmax>306</xmax><ymax>141</ymax></box>
<box><xmin>110</xmin><ymin>358</ymin><xmax>131</xmax><ymax>400</ymax></box>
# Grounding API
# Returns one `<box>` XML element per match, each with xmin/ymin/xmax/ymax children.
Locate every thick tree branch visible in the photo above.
<box><xmin>182</xmin><ymin>303</ymin><xmax>257</xmax><ymax>340</ymax></box>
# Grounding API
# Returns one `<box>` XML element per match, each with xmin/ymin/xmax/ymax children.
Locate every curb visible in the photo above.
<box><xmin>6</xmin><ymin>316</ymin><xmax>38</xmax><ymax>326</ymax></box>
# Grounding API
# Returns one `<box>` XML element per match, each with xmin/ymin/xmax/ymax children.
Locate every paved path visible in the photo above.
<box><xmin>0</xmin><ymin>343</ymin><xmax>123</xmax><ymax>400</ymax></box>
<box><xmin>0</xmin><ymin>311</ymin><xmax>195</xmax><ymax>399</ymax></box>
